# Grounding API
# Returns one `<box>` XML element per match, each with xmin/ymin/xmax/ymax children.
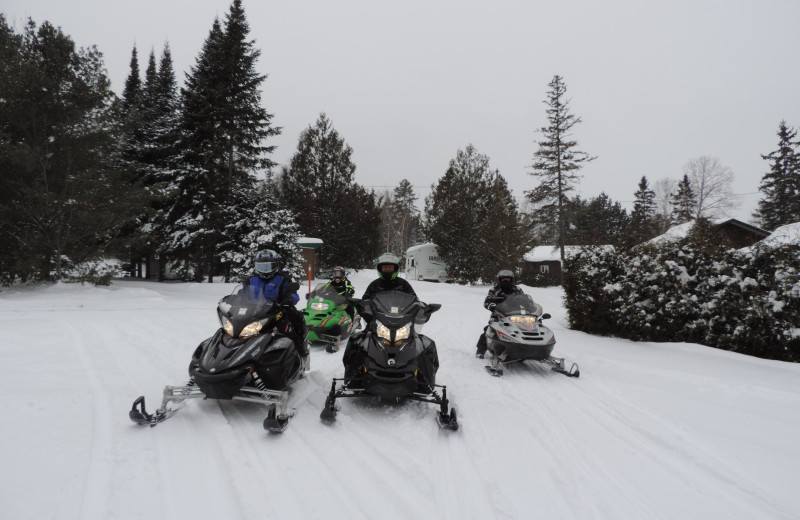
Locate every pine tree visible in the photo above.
<box><xmin>166</xmin><ymin>0</ymin><xmax>281</xmax><ymax>280</ymax></box>
<box><xmin>378</xmin><ymin>180</ymin><xmax>423</xmax><ymax>255</ymax></box>
<box><xmin>755</xmin><ymin>121</ymin><xmax>800</xmax><ymax>229</ymax></box>
<box><xmin>670</xmin><ymin>174</ymin><xmax>695</xmax><ymax>225</ymax></box>
<box><xmin>277</xmin><ymin>113</ymin><xmax>380</xmax><ymax>267</ymax></box>
<box><xmin>571</xmin><ymin>193</ymin><xmax>629</xmax><ymax>246</ymax></box>
<box><xmin>526</xmin><ymin>75</ymin><xmax>596</xmax><ymax>262</ymax></box>
<box><xmin>625</xmin><ymin>176</ymin><xmax>658</xmax><ymax>246</ymax></box>
<box><xmin>0</xmin><ymin>17</ymin><xmax>142</xmax><ymax>283</ymax></box>
<box><xmin>425</xmin><ymin>145</ymin><xmax>522</xmax><ymax>282</ymax></box>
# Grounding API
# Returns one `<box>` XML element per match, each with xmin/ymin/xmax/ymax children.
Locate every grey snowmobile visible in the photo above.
<box><xmin>129</xmin><ymin>284</ymin><xmax>308</xmax><ymax>433</ymax></box>
<box><xmin>484</xmin><ymin>293</ymin><xmax>579</xmax><ymax>377</ymax></box>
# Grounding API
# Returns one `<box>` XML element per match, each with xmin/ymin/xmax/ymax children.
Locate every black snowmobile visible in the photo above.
<box><xmin>320</xmin><ymin>291</ymin><xmax>458</xmax><ymax>430</ymax></box>
<box><xmin>129</xmin><ymin>284</ymin><xmax>309</xmax><ymax>432</ymax></box>
<box><xmin>484</xmin><ymin>293</ymin><xmax>579</xmax><ymax>377</ymax></box>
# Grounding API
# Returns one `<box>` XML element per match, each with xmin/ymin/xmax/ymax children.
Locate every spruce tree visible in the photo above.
<box><xmin>167</xmin><ymin>0</ymin><xmax>281</xmax><ymax>280</ymax></box>
<box><xmin>755</xmin><ymin>120</ymin><xmax>800</xmax><ymax>229</ymax></box>
<box><xmin>526</xmin><ymin>75</ymin><xmax>596</xmax><ymax>262</ymax></box>
<box><xmin>571</xmin><ymin>193</ymin><xmax>629</xmax><ymax>246</ymax></box>
<box><xmin>670</xmin><ymin>174</ymin><xmax>695</xmax><ymax>225</ymax></box>
<box><xmin>378</xmin><ymin>179</ymin><xmax>423</xmax><ymax>255</ymax></box>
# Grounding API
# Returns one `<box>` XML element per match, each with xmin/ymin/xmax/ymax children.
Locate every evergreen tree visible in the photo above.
<box><xmin>378</xmin><ymin>179</ymin><xmax>423</xmax><ymax>255</ymax></box>
<box><xmin>755</xmin><ymin>120</ymin><xmax>800</xmax><ymax>229</ymax></box>
<box><xmin>625</xmin><ymin>176</ymin><xmax>658</xmax><ymax>246</ymax></box>
<box><xmin>277</xmin><ymin>113</ymin><xmax>380</xmax><ymax>267</ymax></box>
<box><xmin>166</xmin><ymin>0</ymin><xmax>281</xmax><ymax>281</ymax></box>
<box><xmin>571</xmin><ymin>193</ymin><xmax>629</xmax><ymax>246</ymax></box>
<box><xmin>0</xmin><ymin>17</ymin><xmax>142</xmax><ymax>283</ymax></box>
<box><xmin>425</xmin><ymin>145</ymin><xmax>522</xmax><ymax>282</ymax></box>
<box><xmin>670</xmin><ymin>174</ymin><xmax>695</xmax><ymax>225</ymax></box>
<box><xmin>526</xmin><ymin>75</ymin><xmax>596</xmax><ymax>262</ymax></box>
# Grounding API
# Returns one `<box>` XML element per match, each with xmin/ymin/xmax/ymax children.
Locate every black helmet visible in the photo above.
<box><xmin>332</xmin><ymin>266</ymin><xmax>346</xmax><ymax>280</ymax></box>
<box><xmin>254</xmin><ymin>250</ymin><xmax>281</xmax><ymax>277</ymax></box>
<box><xmin>376</xmin><ymin>253</ymin><xmax>400</xmax><ymax>282</ymax></box>
<box><xmin>497</xmin><ymin>269</ymin><xmax>514</xmax><ymax>290</ymax></box>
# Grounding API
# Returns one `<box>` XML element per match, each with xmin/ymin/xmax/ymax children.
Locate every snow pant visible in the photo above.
<box><xmin>278</xmin><ymin>306</ymin><xmax>309</xmax><ymax>356</ymax></box>
<box><xmin>475</xmin><ymin>326</ymin><xmax>488</xmax><ymax>355</ymax></box>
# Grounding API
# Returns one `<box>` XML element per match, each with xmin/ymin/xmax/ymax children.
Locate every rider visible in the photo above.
<box><xmin>343</xmin><ymin>252</ymin><xmax>417</xmax><ymax>380</ymax></box>
<box><xmin>245</xmin><ymin>250</ymin><xmax>309</xmax><ymax>360</ymax></box>
<box><xmin>324</xmin><ymin>266</ymin><xmax>355</xmax><ymax>318</ymax></box>
<box><xmin>361</xmin><ymin>252</ymin><xmax>416</xmax><ymax>301</ymax></box>
<box><xmin>475</xmin><ymin>269</ymin><xmax>524</xmax><ymax>358</ymax></box>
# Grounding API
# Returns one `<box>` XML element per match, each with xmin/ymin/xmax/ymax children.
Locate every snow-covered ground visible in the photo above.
<box><xmin>2</xmin><ymin>270</ymin><xmax>799</xmax><ymax>520</ymax></box>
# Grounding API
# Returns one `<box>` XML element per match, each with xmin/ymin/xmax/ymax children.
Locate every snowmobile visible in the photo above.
<box><xmin>484</xmin><ymin>293</ymin><xmax>579</xmax><ymax>377</ymax></box>
<box><xmin>129</xmin><ymin>284</ymin><xmax>309</xmax><ymax>433</ymax></box>
<box><xmin>319</xmin><ymin>291</ymin><xmax>459</xmax><ymax>430</ymax></box>
<box><xmin>303</xmin><ymin>282</ymin><xmax>359</xmax><ymax>353</ymax></box>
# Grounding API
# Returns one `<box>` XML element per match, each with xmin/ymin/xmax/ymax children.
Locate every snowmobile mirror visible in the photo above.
<box><xmin>304</xmin><ymin>293</ymin><xmax>310</xmax><ymax>300</ymax></box>
<box><xmin>541</xmin><ymin>313</ymin><xmax>551</xmax><ymax>320</ymax></box>
<box><xmin>427</xmin><ymin>303</ymin><xmax>442</xmax><ymax>313</ymax></box>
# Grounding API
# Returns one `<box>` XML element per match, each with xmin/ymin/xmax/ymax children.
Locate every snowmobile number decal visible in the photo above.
<box><xmin>238</xmin><ymin>308</ymin><xmax>248</xmax><ymax>315</ymax></box>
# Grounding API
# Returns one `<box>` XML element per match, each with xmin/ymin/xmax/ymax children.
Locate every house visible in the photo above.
<box><xmin>648</xmin><ymin>218</ymin><xmax>770</xmax><ymax>249</ymax></box>
<box><xmin>520</xmin><ymin>245</ymin><xmax>614</xmax><ymax>286</ymax></box>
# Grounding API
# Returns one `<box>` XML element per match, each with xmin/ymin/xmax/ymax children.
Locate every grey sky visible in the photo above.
<box><xmin>5</xmin><ymin>0</ymin><xmax>800</xmax><ymax>222</ymax></box>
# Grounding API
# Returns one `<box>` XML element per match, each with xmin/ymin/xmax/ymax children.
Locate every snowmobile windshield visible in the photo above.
<box><xmin>309</xmin><ymin>283</ymin><xmax>348</xmax><ymax>306</ymax></box>
<box><xmin>218</xmin><ymin>286</ymin><xmax>277</xmax><ymax>338</ymax></box>
<box><xmin>494</xmin><ymin>293</ymin><xmax>543</xmax><ymax>317</ymax></box>
<box><xmin>367</xmin><ymin>291</ymin><xmax>419</xmax><ymax>329</ymax></box>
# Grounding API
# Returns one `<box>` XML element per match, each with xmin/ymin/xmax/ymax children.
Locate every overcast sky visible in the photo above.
<box><xmin>5</xmin><ymin>0</ymin><xmax>800</xmax><ymax>223</ymax></box>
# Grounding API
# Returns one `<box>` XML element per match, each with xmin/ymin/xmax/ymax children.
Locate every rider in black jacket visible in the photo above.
<box><xmin>475</xmin><ymin>269</ymin><xmax>523</xmax><ymax>358</ymax></box>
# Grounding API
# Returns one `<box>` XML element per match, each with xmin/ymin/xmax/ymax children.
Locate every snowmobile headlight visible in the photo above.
<box><xmin>509</xmin><ymin>315</ymin><xmax>537</xmax><ymax>331</ymax></box>
<box><xmin>222</xmin><ymin>316</ymin><xmax>235</xmax><ymax>337</ymax></box>
<box><xmin>376</xmin><ymin>323</ymin><xmax>392</xmax><ymax>344</ymax></box>
<box><xmin>310</xmin><ymin>301</ymin><xmax>329</xmax><ymax>311</ymax></box>
<box><xmin>240</xmin><ymin>321</ymin><xmax>263</xmax><ymax>338</ymax></box>
<box><xmin>376</xmin><ymin>322</ymin><xmax>411</xmax><ymax>345</ymax></box>
<box><xmin>394</xmin><ymin>323</ymin><xmax>411</xmax><ymax>343</ymax></box>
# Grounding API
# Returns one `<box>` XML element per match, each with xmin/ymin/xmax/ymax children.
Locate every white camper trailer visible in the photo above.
<box><xmin>405</xmin><ymin>243</ymin><xmax>450</xmax><ymax>282</ymax></box>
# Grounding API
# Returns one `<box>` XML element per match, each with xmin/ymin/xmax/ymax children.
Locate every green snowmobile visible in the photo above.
<box><xmin>303</xmin><ymin>283</ymin><xmax>359</xmax><ymax>353</ymax></box>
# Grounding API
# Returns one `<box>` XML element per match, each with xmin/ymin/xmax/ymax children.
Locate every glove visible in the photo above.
<box><xmin>281</xmin><ymin>295</ymin><xmax>296</xmax><ymax>307</ymax></box>
<box><xmin>487</xmin><ymin>303</ymin><xmax>496</xmax><ymax>311</ymax></box>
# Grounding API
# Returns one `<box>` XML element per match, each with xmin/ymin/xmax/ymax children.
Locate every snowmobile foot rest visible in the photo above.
<box><xmin>484</xmin><ymin>365</ymin><xmax>504</xmax><ymax>377</ymax></box>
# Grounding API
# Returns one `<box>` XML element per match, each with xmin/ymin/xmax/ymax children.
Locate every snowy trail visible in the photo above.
<box><xmin>2</xmin><ymin>274</ymin><xmax>800</xmax><ymax>520</ymax></box>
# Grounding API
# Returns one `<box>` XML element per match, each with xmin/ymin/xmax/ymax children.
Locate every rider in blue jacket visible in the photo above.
<box><xmin>244</xmin><ymin>250</ymin><xmax>308</xmax><ymax>358</ymax></box>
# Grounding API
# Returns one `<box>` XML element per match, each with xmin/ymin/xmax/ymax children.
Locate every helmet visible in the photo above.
<box><xmin>332</xmin><ymin>266</ymin><xmax>346</xmax><ymax>280</ymax></box>
<box><xmin>376</xmin><ymin>253</ymin><xmax>401</xmax><ymax>281</ymax></box>
<box><xmin>254</xmin><ymin>250</ymin><xmax>281</xmax><ymax>277</ymax></box>
<box><xmin>497</xmin><ymin>269</ymin><xmax>514</xmax><ymax>290</ymax></box>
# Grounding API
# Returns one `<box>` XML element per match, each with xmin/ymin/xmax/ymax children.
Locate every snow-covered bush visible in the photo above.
<box><xmin>563</xmin><ymin>242</ymin><xmax>800</xmax><ymax>362</ymax></box>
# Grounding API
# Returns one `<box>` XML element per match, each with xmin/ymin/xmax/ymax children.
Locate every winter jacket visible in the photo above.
<box><xmin>483</xmin><ymin>284</ymin><xmax>524</xmax><ymax>310</ymax></box>
<box><xmin>244</xmin><ymin>271</ymin><xmax>299</xmax><ymax>306</ymax></box>
<box><xmin>325</xmin><ymin>278</ymin><xmax>355</xmax><ymax>297</ymax></box>
<box><xmin>361</xmin><ymin>276</ymin><xmax>416</xmax><ymax>301</ymax></box>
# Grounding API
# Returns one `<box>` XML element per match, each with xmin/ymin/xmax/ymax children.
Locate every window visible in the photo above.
<box><xmin>540</xmin><ymin>265</ymin><xmax>550</xmax><ymax>274</ymax></box>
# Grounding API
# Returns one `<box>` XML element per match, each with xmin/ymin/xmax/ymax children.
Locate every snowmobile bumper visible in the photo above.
<box><xmin>190</xmin><ymin>365</ymin><xmax>250</xmax><ymax>399</ymax></box>
<box><xmin>494</xmin><ymin>341</ymin><xmax>555</xmax><ymax>362</ymax></box>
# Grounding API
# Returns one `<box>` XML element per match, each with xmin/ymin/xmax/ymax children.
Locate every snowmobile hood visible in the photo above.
<box><xmin>367</xmin><ymin>291</ymin><xmax>420</xmax><ymax>328</ymax></box>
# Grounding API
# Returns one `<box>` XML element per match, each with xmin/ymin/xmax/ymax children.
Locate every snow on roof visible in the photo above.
<box><xmin>524</xmin><ymin>245</ymin><xmax>613</xmax><ymax>262</ymax></box>
<box><xmin>646</xmin><ymin>222</ymin><xmax>695</xmax><ymax>245</ymax></box>
<box><xmin>297</xmin><ymin>237</ymin><xmax>323</xmax><ymax>246</ymax></box>
<box><xmin>750</xmin><ymin>222</ymin><xmax>800</xmax><ymax>248</ymax></box>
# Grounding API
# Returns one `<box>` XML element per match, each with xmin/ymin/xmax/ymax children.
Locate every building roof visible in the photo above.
<box><xmin>524</xmin><ymin>245</ymin><xmax>614</xmax><ymax>262</ymax></box>
<box><xmin>297</xmin><ymin>237</ymin><xmax>323</xmax><ymax>249</ymax></box>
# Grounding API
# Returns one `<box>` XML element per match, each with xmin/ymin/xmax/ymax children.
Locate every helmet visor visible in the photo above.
<box><xmin>255</xmin><ymin>261</ymin><xmax>275</xmax><ymax>274</ymax></box>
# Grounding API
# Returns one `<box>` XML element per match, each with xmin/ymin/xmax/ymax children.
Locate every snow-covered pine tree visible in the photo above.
<box><xmin>166</xmin><ymin>0</ymin><xmax>281</xmax><ymax>281</ymax></box>
<box><xmin>378</xmin><ymin>180</ymin><xmax>423</xmax><ymax>256</ymax></box>
<box><xmin>526</xmin><ymin>75</ymin><xmax>596</xmax><ymax>262</ymax></box>
<box><xmin>755</xmin><ymin>120</ymin><xmax>800</xmax><ymax>230</ymax></box>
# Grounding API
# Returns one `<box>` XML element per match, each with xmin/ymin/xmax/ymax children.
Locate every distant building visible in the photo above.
<box><xmin>648</xmin><ymin>218</ymin><xmax>769</xmax><ymax>249</ymax></box>
<box><xmin>520</xmin><ymin>245</ymin><xmax>614</xmax><ymax>286</ymax></box>
<box><xmin>297</xmin><ymin>237</ymin><xmax>323</xmax><ymax>277</ymax></box>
